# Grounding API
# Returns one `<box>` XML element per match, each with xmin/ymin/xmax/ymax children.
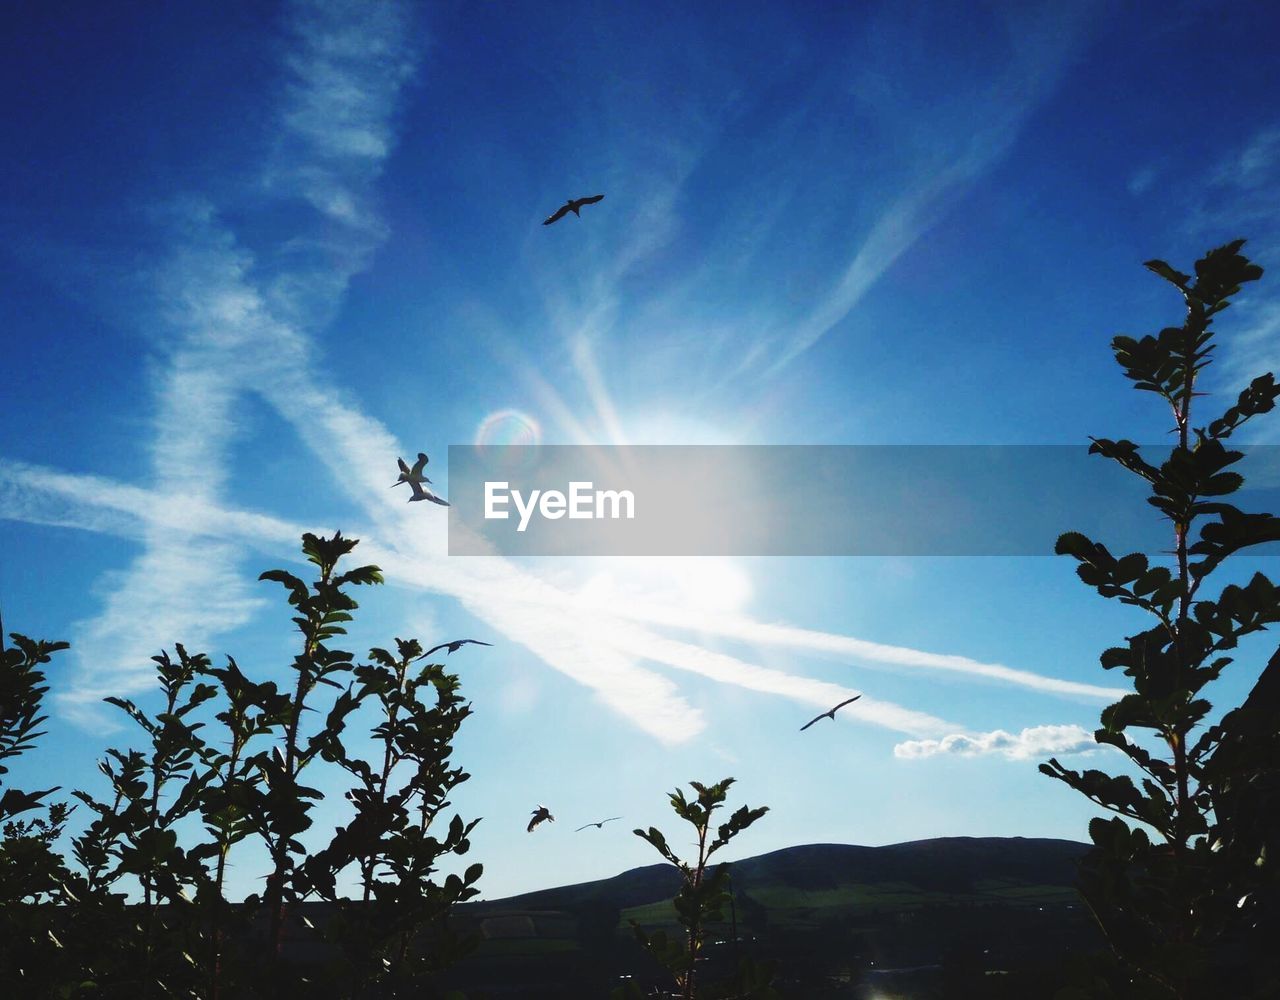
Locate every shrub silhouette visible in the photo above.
<box><xmin>619</xmin><ymin>777</ymin><xmax>774</xmax><ymax>1000</ymax></box>
<box><xmin>0</xmin><ymin>622</ymin><xmax>79</xmax><ymax>995</ymax></box>
<box><xmin>1045</xmin><ymin>240</ymin><xmax>1280</xmax><ymax>998</ymax></box>
<box><xmin>0</xmin><ymin>533</ymin><xmax>483</xmax><ymax>999</ymax></box>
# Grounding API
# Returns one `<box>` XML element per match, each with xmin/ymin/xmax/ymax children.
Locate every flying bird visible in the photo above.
<box><xmin>800</xmin><ymin>694</ymin><xmax>863</xmax><ymax>732</ymax></box>
<box><xmin>393</xmin><ymin>453</ymin><xmax>449</xmax><ymax>504</ymax></box>
<box><xmin>424</xmin><ymin>639</ymin><xmax>493</xmax><ymax>657</ymax></box>
<box><xmin>543</xmin><ymin>194</ymin><xmax>604</xmax><ymax>226</ymax></box>
<box><xmin>575</xmin><ymin>817</ymin><xmax>622</xmax><ymax>832</ymax></box>
<box><xmin>392</xmin><ymin>453</ymin><xmax>432</xmax><ymax>489</ymax></box>
<box><xmin>407</xmin><ymin>478</ymin><xmax>450</xmax><ymax>506</ymax></box>
<box><xmin>528</xmin><ymin>806</ymin><xmax>554</xmax><ymax>832</ymax></box>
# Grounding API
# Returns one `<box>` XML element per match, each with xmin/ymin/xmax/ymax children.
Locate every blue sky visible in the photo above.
<box><xmin>2</xmin><ymin>0</ymin><xmax>1280</xmax><ymax>901</ymax></box>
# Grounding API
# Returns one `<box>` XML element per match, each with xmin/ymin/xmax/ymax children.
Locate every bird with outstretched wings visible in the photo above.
<box><xmin>407</xmin><ymin>479</ymin><xmax>449</xmax><ymax>505</ymax></box>
<box><xmin>575</xmin><ymin>817</ymin><xmax>622</xmax><ymax>832</ymax></box>
<box><xmin>424</xmin><ymin>639</ymin><xmax>492</xmax><ymax>657</ymax></box>
<box><xmin>800</xmin><ymin>694</ymin><xmax>862</xmax><ymax>732</ymax></box>
<box><xmin>392</xmin><ymin>452</ymin><xmax>432</xmax><ymax>489</ymax></box>
<box><xmin>528</xmin><ymin>805</ymin><xmax>554</xmax><ymax>832</ymax></box>
<box><xmin>543</xmin><ymin>194</ymin><xmax>604</xmax><ymax>226</ymax></box>
<box><xmin>391</xmin><ymin>452</ymin><xmax>450</xmax><ymax>505</ymax></box>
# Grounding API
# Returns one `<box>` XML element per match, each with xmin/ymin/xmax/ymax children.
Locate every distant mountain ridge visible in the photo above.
<box><xmin>469</xmin><ymin>835</ymin><xmax>1091</xmax><ymax>912</ymax></box>
<box><xmin>443</xmin><ymin>836</ymin><xmax>1102</xmax><ymax>997</ymax></box>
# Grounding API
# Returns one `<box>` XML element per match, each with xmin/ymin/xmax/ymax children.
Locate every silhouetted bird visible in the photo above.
<box><xmin>424</xmin><ymin>639</ymin><xmax>493</xmax><ymax>657</ymax></box>
<box><xmin>575</xmin><ymin>817</ymin><xmax>622</xmax><ymax>832</ymax></box>
<box><xmin>407</xmin><ymin>479</ymin><xmax>449</xmax><ymax>506</ymax></box>
<box><xmin>528</xmin><ymin>805</ymin><xmax>554</xmax><ymax>832</ymax></box>
<box><xmin>392</xmin><ymin>453</ymin><xmax>432</xmax><ymax>489</ymax></box>
<box><xmin>800</xmin><ymin>694</ymin><xmax>862</xmax><ymax>732</ymax></box>
<box><xmin>543</xmin><ymin>194</ymin><xmax>604</xmax><ymax>225</ymax></box>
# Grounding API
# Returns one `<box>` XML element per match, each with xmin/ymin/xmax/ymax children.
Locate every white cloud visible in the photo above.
<box><xmin>272</xmin><ymin>0</ymin><xmax>418</xmax><ymax>225</ymax></box>
<box><xmin>59</xmin><ymin>538</ymin><xmax>268</xmax><ymax>727</ymax></box>
<box><xmin>893</xmin><ymin>723</ymin><xmax>1097</xmax><ymax>761</ymax></box>
<box><xmin>576</xmin><ymin>594</ymin><xmax>1126</xmax><ymax>701</ymax></box>
<box><xmin>1213</xmin><ymin>125</ymin><xmax>1280</xmax><ymax>192</ymax></box>
<box><xmin>2</xmin><ymin>439</ymin><xmax>1115</xmax><ymax>744</ymax></box>
<box><xmin>30</xmin><ymin>1</ymin><xmax>420</xmax><ymax>730</ymax></box>
<box><xmin>3</xmin><ymin>459</ymin><xmax>970</xmax><ymax>743</ymax></box>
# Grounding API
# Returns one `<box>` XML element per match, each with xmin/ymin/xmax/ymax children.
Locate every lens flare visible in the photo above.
<box><xmin>475</xmin><ymin>409</ymin><xmax>542</xmax><ymax>472</ymax></box>
<box><xmin>476</xmin><ymin>409</ymin><xmax>541</xmax><ymax>449</ymax></box>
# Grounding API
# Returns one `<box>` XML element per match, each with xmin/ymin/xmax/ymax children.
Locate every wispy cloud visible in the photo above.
<box><xmin>269</xmin><ymin>0</ymin><xmax>417</xmax><ymax>231</ymax></box>
<box><xmin>0</xmin><ymin>460</ymin><xmax>303</xmax><ymax>548</ymax></box>
<box><xmin>1212</xmin><ymin>125</ymin><xmax>1280</xmax><ymax>194</ymax></box>
<box><xmin>525</xmin><ymin>156</ymin><xmax>706</xmax><ymax>447</ymax></box>
<box><xmin>575</xmin><ymin>594</ymin><xmax>1127</xmax><ymax>701</ymax></box>
<box><xmin>757</xmin><ymin>5</ymin><xmax>1099</xmax><ymax>374</ymax></box>
<box><xmin>36</xmin><ymin>0</ymin><xmax>420</xmax><ymax>729</ymax></box>
<box><xmin>1186</xmin><ymin>121</ymin><xmax>1280</xmax><ymax>413</ymax></box>
<box><xmin>50</xmin><ymin>231</ymin><xmax>271</xmax><ymax>726</ymax></box>
<box><xmin>2</xmin><ymin>453</ymin><xmax>1108</xmax><ymax>746</ymax></box>
<box><xmin>4</xmin><ymin>457</ymin><xmax>943</xmax><ymax>742</ymax></box>
<box><xmin>1</xmin><ymin>0</ymin><xmax>1111</xmax><ymax>750</ymax></box>
<box><xmin>1128</xmin><ymin>164</ymin><xmax>1159</xmax><ymax>196</ymax></box>
<box><xmin>893</xmin><ymin>723</ymin><xmax>1097</xmax><ymax>761</ymax></box>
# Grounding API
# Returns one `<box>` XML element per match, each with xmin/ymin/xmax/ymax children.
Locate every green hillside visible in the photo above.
<box><xmin>441</xmin><ymin>837</ymin><xmax>1104</xmax><ymax>998</ymax></box>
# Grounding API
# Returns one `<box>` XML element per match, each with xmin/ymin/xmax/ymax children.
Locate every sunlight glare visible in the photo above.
<box><xmin>577</xmin><ymin>555</ymin><xmax>753</xmax><ymax>615</ymax></box>
<box><xmin>621</xmin><ymin>411</ymin><xmax>738</xmax><ymax>445</ymax></box>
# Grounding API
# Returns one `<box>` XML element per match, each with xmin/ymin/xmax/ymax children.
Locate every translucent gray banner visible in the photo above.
<box><xmin>445</xmin><ymin>445</ymin><xmax>1280</xmax><ymax>557</ymax></box>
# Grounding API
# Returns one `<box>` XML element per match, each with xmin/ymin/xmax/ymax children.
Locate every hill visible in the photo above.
<box><xmin>440</xmin><ymin>836</ymin><xmax>1103</xmax><ymax>999</ymax></box>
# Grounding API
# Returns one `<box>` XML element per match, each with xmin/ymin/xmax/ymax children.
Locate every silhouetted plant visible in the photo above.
<box><xmin>619</xmin><ymin>777</ymin><xmax>774</xmax><ymax>1000</ymax></box>
<box><xmin>1045</xmin><ymin>240</ymin><xmax>1280</xmax><ymax>998</ymax></box>
<box><xmin>295</xmin><ymin>636</ymin><xmax>483</xmax><ymax>997</ymax></box>
<box><xmin>191</xmin><ymin>654</ymin><xmax>291</xmax><ymax>999</ymax></box>
<box><xmin>1</xmin><ymin>533</ymin><xmax>485</xmax><ymax>999</ymax></box>
<box><xmin>254</xmin><ymin>532</ymin><xmax>484</xmax><ymax>997</ymax></box>
<box><xmin>255</xmin><ymin>530</ymin><xmax>383</xmax><ymax>987</ymax></box>
<box><xmin>71</xmin><ymin>645</ymin><xmax>221</xmax><ymax>996</ymax></box>
<box><xmin>0</xmin><ymin>621</ymin><xmax>68</xmax><ymax>846</ymax></box>
<box><xmin>0</xmin><ymin>619</ymin><xmax>78</xmax><ymax>995</ymax></box>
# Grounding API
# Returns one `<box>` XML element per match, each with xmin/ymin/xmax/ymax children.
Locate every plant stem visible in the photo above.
<box><xmin>267</xmin><ymin>612</ymin><xmax>322</xmax><ymax>983</ymax></box>
<box><xmin>685</xmin><ymin>818</ymin><xmax>710</xmax><ymax>1000</ymax></box>
<box><xmin>1167</xmin><ymin>301</ymin><xmax>1203</xmax><ymax>992</ymax></box>
<box><xmin>143</xmin><ymin>683</ymin><xmax>179</xmax><ymax>998</ymax></box>
<box><xmin>209</xmin><ymin>731</ymin><xmax>245</xmax><ymax>1000</ymax></box>
<box><xmin>363</xmin><ymin>656</ymin><xmax>406</xmax><ymax>904</ymax></box>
